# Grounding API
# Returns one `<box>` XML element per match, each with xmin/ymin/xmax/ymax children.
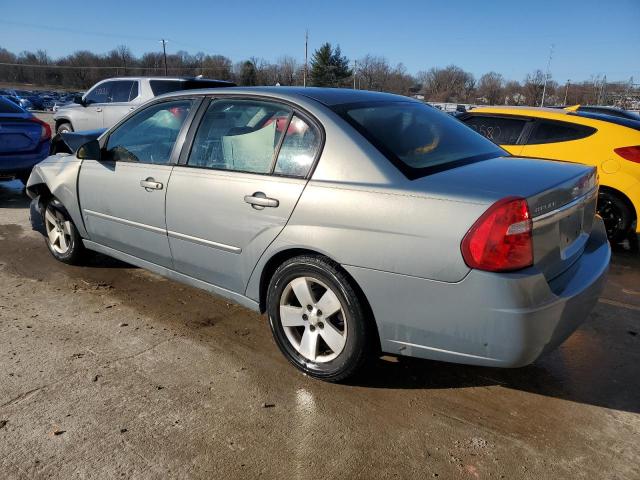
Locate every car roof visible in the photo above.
<box><xmin>160</xmin><ymin>86</ymin><xmax>417</xmax><ymax>107</ymax></box>
<box><xmin>469</xmin><ymin>105</ymin><xmax>640</xmax><ymax>131</ymax></box>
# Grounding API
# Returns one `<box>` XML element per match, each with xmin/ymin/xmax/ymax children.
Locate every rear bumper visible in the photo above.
<box><xmin>0</xmin><ymin>141</ymin><xmax>50</xmax><ymax>175</ymax></box>
<box><xmin>344</xmin><ymin>217</ymin><xmax>610</xmax><ymax>367</ymax></box>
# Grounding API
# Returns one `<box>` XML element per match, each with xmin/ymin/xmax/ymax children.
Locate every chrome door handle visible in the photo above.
<box><xmin>140</xmin><ymin>177</ymin><xmax>163</xmax><ymax>191</ymax></box>
<box><xmin>244</xmin><ymin>192</ymin><xmax>279</xmax><ymax>209</ymax></box>
<box><xmin>95</xmin><ymin>107</ymin><xmax>102</xmax><ymax>112</ymax></box>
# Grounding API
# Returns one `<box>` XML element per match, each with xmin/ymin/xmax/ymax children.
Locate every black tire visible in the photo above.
<box><xmin>597</xmin><ymin>190</ymin><xmax>634</xmax><ymax>244</ymax></box>
<box><xmin>266</xmin><ymin>255</ymin><xmax>375</xmax><ymax>382</ymax></box>
<box><xmin>56</xmin><ymin>122</ymin><xmax>73</xmax><ymax>134</ymax></box>
<box><xmin>43</xmin><ymin>198</ymin><xmax>85</xmax><ymax>265</ymax></box>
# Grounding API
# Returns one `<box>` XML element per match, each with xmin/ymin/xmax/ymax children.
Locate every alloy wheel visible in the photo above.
<box><xmin>44</xmin><ymin>205</ymin><xmax>73</xmax><ymax>255</ymax></box>
<box><xmin>279</xmin><ymin>276</ymin><xmax>347</xmax><ymax>363</ymax></box>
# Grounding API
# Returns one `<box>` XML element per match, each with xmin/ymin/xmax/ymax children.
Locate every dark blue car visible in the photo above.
<box><xmin>0</xmin><ymin>96</ymin><xmax>51</xmax><ymax>184</ymax></box>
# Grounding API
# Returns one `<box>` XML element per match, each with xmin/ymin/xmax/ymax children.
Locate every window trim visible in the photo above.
<box><xmin>176</xmin><ymin>94</ymin><xmax>325</xmax><ymax>180</ymax></box>
<box><xmin>99</xmin><ymin>96</ymin><xmax>202</xmax><ymax>166</ymax></box>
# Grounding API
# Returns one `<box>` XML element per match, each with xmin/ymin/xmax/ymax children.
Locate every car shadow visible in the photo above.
<box><xmin>0</xmin><ymin>180</ymin><xmax>29</xmax><ymax>208</ymax></box>
<box><xmin>351</xmin><ymin>340</ymin><xmax>640</xmax><ymax>414</ymax></box>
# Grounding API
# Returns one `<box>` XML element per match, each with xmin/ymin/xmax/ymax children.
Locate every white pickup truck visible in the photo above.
<box><xmin>53</xmin><ymin>77</ymin><xmax>234</xmax><ymax>133</ymax></box>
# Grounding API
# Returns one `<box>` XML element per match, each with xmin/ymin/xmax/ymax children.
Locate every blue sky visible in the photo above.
<box><xmin>1</xmin><ymin>0</ymin><xmax>638</xmax><ymax>82</ymax></box>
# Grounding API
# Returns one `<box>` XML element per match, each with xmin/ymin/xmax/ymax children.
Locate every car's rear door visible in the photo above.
<box><xmin>102</xmin><ymin>80</ymin><xmax>139</xmax><ymax>128</ymax></box>
<box><xmin>78</xmin><ymin>97</ymin><xmax>198</xmax><ymax>267</ymax></box>
<box><xmin>461</xmin><ymin>114</ymin><xmax>529</xmax><ymax>155</ymax></box>
<box><xmin>166</xmin><ymin>97</ymin><xmax>322</xmax><ymax>293</ymax></box>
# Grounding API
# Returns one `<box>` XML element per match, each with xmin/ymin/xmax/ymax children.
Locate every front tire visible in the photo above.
<box><xmin>597</xmin><ymin>190</ymin><xmax>634</xmax><ymax>243</ymax></box>
<box><xmin>43</xmin><ymin>198</ymin><xmax>85</xmax><ymax>264</ymax></box>
<box><xmin>266</xmin><ymin>255</ymin><xmax>374</xmax><ymax>382</ymax></box>
<box><xmin>56</xmin><ymin>122</ymin><xmax>73</xmax><ymax>134</ymax></box>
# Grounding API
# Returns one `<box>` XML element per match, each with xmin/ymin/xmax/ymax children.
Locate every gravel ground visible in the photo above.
<box><xmin>0</xmin><ymin>180</ymin><xmax>639</xmax><ymax>479</ymax></box>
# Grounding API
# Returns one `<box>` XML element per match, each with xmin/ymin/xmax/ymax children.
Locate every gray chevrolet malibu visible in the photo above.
<box><xmin>26</xmin><ymin>87</ymin><xmax>610</xmax><ymax>381</ymax></box>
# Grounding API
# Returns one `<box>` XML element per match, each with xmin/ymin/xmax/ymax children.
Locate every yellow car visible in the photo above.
<box><xmin>460</xmin><ymin>106</ymin><xmax>640</xmax><ymax>242</ymax></box>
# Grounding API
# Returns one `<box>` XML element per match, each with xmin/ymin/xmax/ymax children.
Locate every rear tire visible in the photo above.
<box><xmin>56</xmin><ymin>122</ymin><xmax>73</xmax><ymax>134</ymax></box>
<box><xmin>597</xmin><ymin>190</ymin><xmax>634</xmax><ymax>244</ymax></box>
<box><xmin>43</xmin><ymin>198</ymin><xmax>85</xmax><ymax>265</ymax></box>
<box><xmin>266</xmin><ymin>255</ymin><xmax>374</xmax><ymax>382</ymax></box>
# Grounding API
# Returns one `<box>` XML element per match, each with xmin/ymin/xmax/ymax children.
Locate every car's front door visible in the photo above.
<box><xmin>78</xmin><ymin>98</ymin><xmax>197</xmax><ymax>267</ymax></box>
<box><xmin>102</xmin><ymin>80</ymin><xmax>139</xmax><ymax>128</ymax></box>
<box><xmin>78</xmin><ymin>81</ymin><xmax>115</xmax><ymax>130</ymax></box>
<box><xmin>166</xmin><ymin>98</ymin><xmax>322</xmax><ymax>293</ymax></box>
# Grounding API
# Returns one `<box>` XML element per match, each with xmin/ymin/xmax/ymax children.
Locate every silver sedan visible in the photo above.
<box><xmin>26</xmin><ymin>87</ymin><xmax>610</xmax><ymax>381</ymax></box>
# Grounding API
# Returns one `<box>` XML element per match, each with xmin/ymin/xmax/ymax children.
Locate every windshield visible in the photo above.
<box><xmin>333</xmin><ymin>101</ymin><xmax>504</xmax><ymax>178</ymax></box>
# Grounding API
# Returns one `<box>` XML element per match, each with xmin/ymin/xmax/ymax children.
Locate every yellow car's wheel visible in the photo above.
<box><xmin>597</xmin><ymin>190</ymin><xmax>634</xmax><ymax>243</ymax></box>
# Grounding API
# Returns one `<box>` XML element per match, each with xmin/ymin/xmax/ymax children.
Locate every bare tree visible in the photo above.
<box><xmin>419</xmin><ymin>65</ymin><xmax>475</xmax><ymax>102</ymax></box>
<box><xmin>523</xmin><ymin>70</ymin><xmax>546</xmax><ymax>106</ymax></box>
<box><xmin>477</xmin><ymin>72</ymin><xmax>504</xmax><ymax>104</ymax></box>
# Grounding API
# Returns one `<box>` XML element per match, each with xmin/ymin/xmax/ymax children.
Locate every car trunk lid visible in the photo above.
<box><xmin>411</xmin><ymin>156</ymin><xmax>598</xmax><ymax>280</ymax></box>
<box><xmin>0</xmin><ymin>114</ymin><xmax>42</xmax><ymax>154</ymax></box>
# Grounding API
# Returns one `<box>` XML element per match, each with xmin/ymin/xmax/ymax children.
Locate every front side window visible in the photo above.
<box><xmin>109</xmin><ymin>81</ymin><xmax>136</xmax><ymax>103</ymax></box>
<box><xmin>334</xmin><ymin>102</ymin><xmax>504</xmax><ymax>178</ymax></box>
<box><xmin>188</xmin><ymin>99</ymin><xmax>291</xmax><ymax>174</ymax></box>
<box><xmin>462</xmin><ymin>115</ymin><xmax>528</xmax><ymax>145</ymax></box>
<box><xmin>106</xmin><ymin>99</ymin><xmax>192</xmax><ymax>164</ymax></box>
<box><xmin>528</xmin><ymin>120</ymin><xmax>596</xmax><ymax>144</ymax></box>
<box><xmin>84</xmin><ymin>82</ymin><xmax>113</xmax><ymax>105</ymax></box>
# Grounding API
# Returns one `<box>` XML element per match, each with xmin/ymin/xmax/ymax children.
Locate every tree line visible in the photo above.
<box><xmin>0</xmin><ymin>43</ymin><xmax>636</xmax><ymax>107</ymax></box>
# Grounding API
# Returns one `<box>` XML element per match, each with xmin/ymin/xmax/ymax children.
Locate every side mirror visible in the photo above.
<box><xmin>73</xmin><ymin>95</ymin><xmax>86</xmax><ymax>107</ymax></box>
<box><xmin>77</xmin><ymin>140</ymin><xmax>101</xmax><ymax>160</ymax></box>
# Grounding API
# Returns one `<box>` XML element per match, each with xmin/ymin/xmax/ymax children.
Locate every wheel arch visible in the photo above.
<box><xmin>256</xmin><ymin>247</ymin><xmax>382</xmax><ymax>354</ymax></box>
<box><xmin>54</xmin><ymin>117</ymin><xmax>73</xmax><ymax>131</ymax></box>
<box><xmin>599</xmin><ymin>185</ymin><xmax>637</xmax><ymax>222</ymax></box>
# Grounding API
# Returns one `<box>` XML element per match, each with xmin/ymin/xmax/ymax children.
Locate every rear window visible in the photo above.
<box><xmin>334</xmin><ymin>101</ymin><xmax>504</xmax><ymax>178</ymax></box>
<box><xmin>149</xmin><ymin>80</ymin><xmax>184</xmax><ymax>96</ymax></box>
<box><xmin>528</xmin><ymin>120</ymin><xmax>596</xmax><ymax>144</ymax></box>
<box><xmin>0</xmin><ymin>97</ymin><xmax>24</xmax><ymax>113</ymax></box>
<box><xmin>462</xmin><ymin>115</ymin><xmax>528</xmax><ymax>145</ymax></box>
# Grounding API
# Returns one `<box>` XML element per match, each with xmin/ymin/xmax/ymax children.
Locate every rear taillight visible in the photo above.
<box><xmin>461</xmin><ymin>197</ymin><xmax>533</xmax><ymax>272</ymax></box>
<box><xmin>614</xmin><ymin>145</ymin><xmax>640</xmax><ymax>163</ymax></box>
<box><xmin>31</xmin><ymin>117</ymin><xmax>52</xmax><ymax>142</ymax></box>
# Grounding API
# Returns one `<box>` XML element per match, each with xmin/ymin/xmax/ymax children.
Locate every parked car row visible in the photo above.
<box><xmin>0</xmin><ymin>88</ymin><xmax>83</xmax><ymax>112</ymax></box>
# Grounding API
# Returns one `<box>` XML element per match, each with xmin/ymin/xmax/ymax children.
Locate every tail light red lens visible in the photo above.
<box><xmin>31</xmin><ymin>117</ymin><xmax>52</xmax><ymax>142</ymax></box>
<box><xmin>614</xmin><ymin>145</ymin><xmax>640</xmax><ymax>163</ymax></box>
<box><xmin>461</xmin><ymin>197</ymin><xmax>533</xmax><ymax>272</ymax></box>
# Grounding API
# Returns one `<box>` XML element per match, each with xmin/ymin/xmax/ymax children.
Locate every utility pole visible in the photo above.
<box><xmin>303</xmin><ymin>30</ymin><xmax>308</xmax><ymax>87</ymax></box>
<box><xmin>353</xmin><ymin>59</ymin><xmax>357</xmax><ymax>89</ymax></box>
<box><xmin>540</xmin><ymin>43</ymin><xmax>554</xmax><ymax>107</ymax></box>
<box><xmin>160</xmin><ymin>39</ymin><xmax>168</xmax><ymax>77</ymax></box>
<box><xmin>564</xmin><ymin>79</ymin><xmax>570</xmax><ymax>105</ymax></box>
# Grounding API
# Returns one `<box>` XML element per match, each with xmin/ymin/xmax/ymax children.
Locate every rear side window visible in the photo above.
<box><xmin>528</xmin><ymin>121</ymin><xmax>596</xmax><ymax>144</ymax></box>
<box><xmin>274</xmin><ymin>115</ymin><xmax>321</xmax><ymax>177</ymax></box>
<box><xmin>188</xmin><ymin>99</ymin><xmax>291</xmax><ymax>174</ymax></box>
<box><xmin>149</xmin><ymin>80</ymin><xmax>184</xmax><ymax>96</ymax></box>
<box><xmin>110</xmin><ymin>81</ymin><xmax>136</xmax><ymax>103</ymax></box>
<box><xmin>0</xmin><ymin>97</ymin><xmax>24</xmax><ymax>113</ymax></box>
<box><xmin>334</xmin><ymin>101</ymin><xmax>504</xmax><ymax>178</ymax></box>
<box><xmin>462</xmin><ymin>115</ymin><xmax>528</xmax><ymax>145</ymax></box>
